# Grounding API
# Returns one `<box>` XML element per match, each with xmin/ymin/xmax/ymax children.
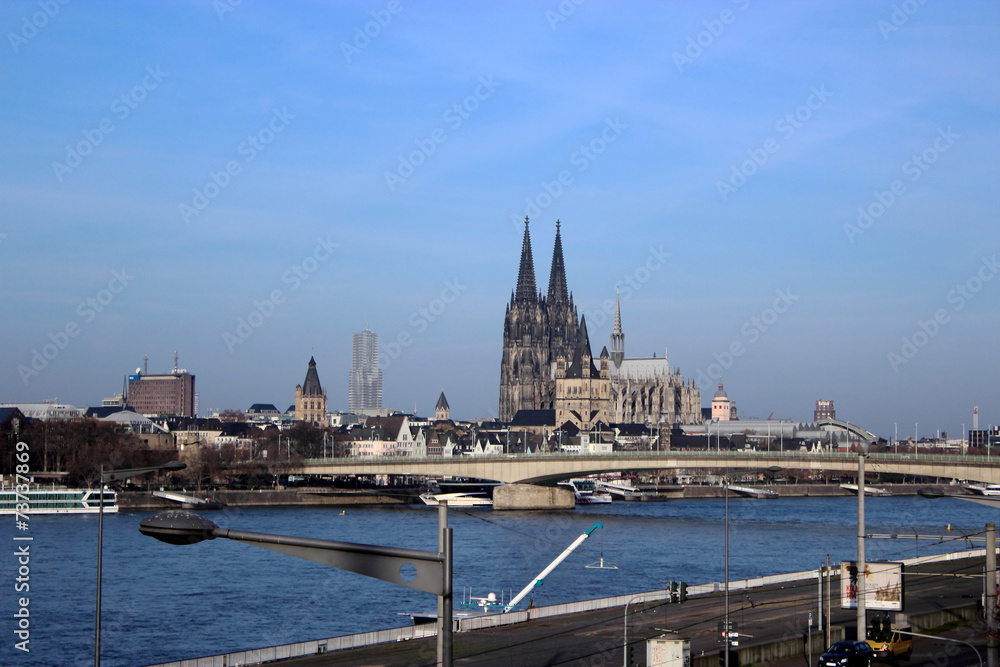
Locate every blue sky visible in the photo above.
<box><xmin>2</xmin><ymin>1</ymin><xmax>998</xmax><ymax>440</ymax></box>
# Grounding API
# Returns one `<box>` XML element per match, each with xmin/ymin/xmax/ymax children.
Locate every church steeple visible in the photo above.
<box><xmin>547</xmin><ymin>219</ymin><xmax>568</xmax><ymax>305</ymax></box>
<box><xmin>610</xmin><ymin>288</ymin><xmax>625</xmax><ymax>367</ymax></box>
<box><xmin>566</xmin><ymin>313</ymin><xmax>598</xmax><ymax>379</ymax></box>
<box><xmin>514</xmin><ymin>217</ymin><xmax>537</xmax><ymax>303</ymax></box>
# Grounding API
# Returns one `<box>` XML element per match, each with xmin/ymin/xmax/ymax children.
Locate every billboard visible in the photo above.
<box><xmin>647</xmin><ymin>637</ymin><xmax>690</xmax><ymax>667</ymax></box>
<box><xmin>841</xmin><ymin>561</ymin><xmax>903</xmax><ymax>611</ymax></box>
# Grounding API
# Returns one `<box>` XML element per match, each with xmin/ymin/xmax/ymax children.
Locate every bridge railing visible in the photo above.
<box><xmin>300</xmin><ymin>449</ymin><xmax>998</xmax><ymax>467</ymax></box>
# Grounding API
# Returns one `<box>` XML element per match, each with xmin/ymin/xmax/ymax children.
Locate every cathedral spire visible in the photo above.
<box><xmin>514</xmin><ymin>216</ymin><xmax>537</xmax><ymax>302</ymax></box>
<box><xmin>610</xmin><ymin>287</ymin><xmax>625</xmax><ymax>367</ymax></box>
<box><xmin>547</xmin><ymin>219</ymin><xmax>568</xmax><ymax>305</ymax></box>
<box><xmin>565</xmin><ymin>313</ymin><xmax>598</xmax><ymax>378</ymax></box>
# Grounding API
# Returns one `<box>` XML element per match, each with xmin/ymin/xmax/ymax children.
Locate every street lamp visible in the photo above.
<box><xmin>139</xmin><ymin>503</ymin><xmax>454</xmax><ymax>666</ymax></box>
<box><xmin>96</xmin><ymin>460</ymin><xmax>186</xmax><ymax>667</ymax></box>
<box><xmin>723</xmin><ymin>465</ymin><xmax>782</xmax><ymax>667</ymax></box>
<box><xmin>623</xmin><ymin>592</ymin><xmax>655</xmax><ymax>666</ymax></box>
<box><xmin>918</xmin><ymin>489</ymin><xmax>998</xmax><ymax>667</ymax></box>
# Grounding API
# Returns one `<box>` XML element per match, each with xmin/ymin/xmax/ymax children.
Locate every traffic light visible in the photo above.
<box><xmin>625</xmin><ymin>644</ymin><xmax>634</xmax><ymax>665</ymax></box>
<box><xmin>679</xmin><ymin>581</ymin><xmax>688</xmax><ymax>602</ymax></box>
<box><xmin>669</xmin><ymin>580</ymin><xmax>678</xmax><ymax>603</ymax></box>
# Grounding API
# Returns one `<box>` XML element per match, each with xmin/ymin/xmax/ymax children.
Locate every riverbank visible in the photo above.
<box><xmin>117</xmin><ymin>486</ymin><xmax>420</xmax><ymax>511</ymax></box>
<box><xmin>118</xmin><ymin>482</ymin><xmax>924</xmax><ymax>511</ymax></box>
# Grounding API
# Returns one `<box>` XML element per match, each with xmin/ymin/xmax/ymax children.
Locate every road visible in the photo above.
<box><xmin>275</xmin><ymin>556</ymin><xmax>988</xmax><ymax>666</ymax></box>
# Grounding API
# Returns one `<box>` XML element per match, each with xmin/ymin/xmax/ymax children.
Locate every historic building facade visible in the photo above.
<box><xmin>295</xmin><ymin>356</ymin><xmax>327</xmax><ymax>426</ymax></box>
<box><xmin>554</xmin><ymin>315</ymin><xmax>611</xmax><ymax>431</ymax></box>
<box><xmin>499</xmin><ymin>219</ymin><xmax>701</xmax><ymax>426</ymax></box>
<box><xmin>608</xmin><ymin>291</ymin><xmax>702</xmax><ymax>425</ymax></box>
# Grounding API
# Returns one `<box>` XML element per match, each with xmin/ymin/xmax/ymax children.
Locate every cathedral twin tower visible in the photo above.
<box><xmin>499</xmin><ymin>218</ymin><xmax>580</xmax><ymax>421</ymax></box>
<box><xmin>499</xmin><ymin>217</ymin><xmax>702</xmax><ymax>427</ymax></box>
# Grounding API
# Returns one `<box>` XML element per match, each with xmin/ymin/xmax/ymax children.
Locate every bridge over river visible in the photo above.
<box><xmin>293</xmin><ymin>450</ymin><xmax>1000</xmax><ymax>508</ymax></box>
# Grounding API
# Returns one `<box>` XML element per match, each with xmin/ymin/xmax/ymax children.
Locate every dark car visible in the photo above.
<box><xmin>819</xmin><ymin>641</ymin><xmax>876</xmax><ymax>667</ymax></box>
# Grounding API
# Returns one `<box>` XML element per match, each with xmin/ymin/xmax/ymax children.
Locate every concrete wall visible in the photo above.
<box><xmin>691</xmin><ymin>604</ymin><xmax>980</xmax><ymax>667</ymax></box>
<box><xmin>692</xmin><ymin>626</ymin><xmax>846</xmax><ymax>667</ymax></box>
<box><xmin>494</xmin><ymin>483</ymin><xmax>574</xmax><ymax>510</ymax></box>
<box><xmin>117</xmin><ymin>488</ymin><xmax>414</xmax><ymax>511</ymax></box>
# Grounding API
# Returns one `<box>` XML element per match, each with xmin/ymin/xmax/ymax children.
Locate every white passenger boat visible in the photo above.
<box><xmin>964</xmin><ymin>484</ymin><xmax>1000</xmax><ymax>496</ymax></box>
<box><xmin>0</xmin><ymin>486</ymin><xmax>117</xmax><ymax>514</ymax></box>
<box><xmin>559</xmin><ymin>479</ymin><xmax>614</xmax><ymax>504</ymax></box>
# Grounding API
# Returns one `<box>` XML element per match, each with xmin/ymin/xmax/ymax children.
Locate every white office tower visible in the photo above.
<box><xmin>349</xmin><ymin>324</ymin><xmax>382</xmax><ymax>412</ymax></box>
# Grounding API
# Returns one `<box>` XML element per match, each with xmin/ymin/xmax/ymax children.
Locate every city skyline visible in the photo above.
<box><xmin>2</xmin><ymin>2</ymin><xmax>998</xmax><ymax>439</ymax></box>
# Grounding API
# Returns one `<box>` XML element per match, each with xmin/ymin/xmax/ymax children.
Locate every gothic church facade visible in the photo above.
<box><xmin>499</xmin><ymin>218</ymin><xmax>701</xmax><ymax>426</ymax></box>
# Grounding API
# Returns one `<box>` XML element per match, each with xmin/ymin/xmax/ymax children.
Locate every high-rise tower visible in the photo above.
<box><xmin>349</xmin><ymin>324</ymin><xmax>382</xmax><ymax>413</ymax></box>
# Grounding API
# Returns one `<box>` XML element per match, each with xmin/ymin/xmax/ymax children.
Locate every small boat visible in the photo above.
<box><xmin>418</xmin><ymin>491</ymin><xmax>492</xmax><ymax>508</ymax></box>
<box><xmin>0</xmin><ymin>486</ymin><xmax>117</xmax><ymax>515</ymax></box>
<box><xmin>152</xmin><ymin>490</ymin><xmax>226</xmax><ymax>510</ymax></box>
<box><xmin>840</xmin><ymin>484</ymin><xmax>892</xmax><ymax>497</ymax></box>
<box><xmin>729</xmin><ymin>484</ymin><xmax>780</xmax><ymax>499</ymax></box>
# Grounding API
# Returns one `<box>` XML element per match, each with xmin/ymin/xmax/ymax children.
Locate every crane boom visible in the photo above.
<box><xmin>503</xmin><ymin>522</ymin><xmax>602</xmax><ymax>612</ymax></box>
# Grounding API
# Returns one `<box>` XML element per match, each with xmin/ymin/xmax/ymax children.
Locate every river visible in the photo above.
<box><xmin>4</xmin><ymin>494</ymin><xmax>998</xmax><ymax>666</ymax></box>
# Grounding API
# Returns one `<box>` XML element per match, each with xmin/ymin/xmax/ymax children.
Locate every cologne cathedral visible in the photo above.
<box><xmin>499</xmin><ymin>218</ymin><xmax>701</xmax><ymax>428</ymax></box>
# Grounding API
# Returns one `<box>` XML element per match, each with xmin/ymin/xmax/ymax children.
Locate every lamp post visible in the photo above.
<box><xmin>723</xmin><ymin>465</ymin><xmax>781</xmax><ymax>667</ymax></box>
<box><xmin>139</xmin><ymin>502</ymin><xmax>453</xmax><ymax>666</ymax></box>
<box><xmin>918</xmin><ymin>489</ymin><xmax>998</xmax><ymax>667</ymax></box>
<box><xmin>96</xmin><ymin>460</ymin><xmax>186</xmax><ymax>667</ymax></box>
<box><xmin>623</xmin><ymin>592</ymin><xmax>654</xmax><ymax>666</ymax></box>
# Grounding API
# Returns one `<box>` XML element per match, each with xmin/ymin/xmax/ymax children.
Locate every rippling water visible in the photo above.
<box><xmin>4</xmin><ymin>494</ymin><xmax>997</xmax><ymax>666</ymax></box>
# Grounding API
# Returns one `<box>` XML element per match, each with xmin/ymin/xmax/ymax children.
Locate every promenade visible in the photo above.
<box><xmin>150</xmin><ymin>552</ymin><xmax>990</xmax><ymax>667</ymax></box>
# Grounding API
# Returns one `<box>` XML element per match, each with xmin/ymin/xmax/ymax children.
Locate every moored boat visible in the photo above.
<box><xmin>559</xmin><ymin>479</ymin><xmax>614</xmax><ymax>504</ymax></box>
<box><xmin>418</xmin><ymin>491</ymin><xmax>492</xmax><ymax>507</ymax></box>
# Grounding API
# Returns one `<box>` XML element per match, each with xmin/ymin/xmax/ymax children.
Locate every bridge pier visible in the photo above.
<box><xmin>494</xmin><ymin>484</ymin><xmax>575</xmax><ymax>511</ymax></box>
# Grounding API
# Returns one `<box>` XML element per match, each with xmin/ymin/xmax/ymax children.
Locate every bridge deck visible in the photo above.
<box><xmin>294</xmin><ymin>450</ymin><xmax>1000</xmax><ymax>485</ymax></box>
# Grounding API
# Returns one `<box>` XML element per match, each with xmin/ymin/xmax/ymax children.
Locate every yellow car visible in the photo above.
<box><xmin>866</xmin><ymin>625</ymin><xmax>912</xmax><ymax>662</ymax></box>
